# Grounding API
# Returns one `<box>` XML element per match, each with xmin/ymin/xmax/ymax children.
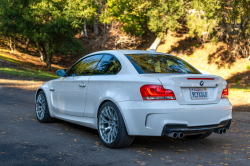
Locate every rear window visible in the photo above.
<box><xmin>125</xmin><ymin>54</ymin><xmax>201</xmax><ymax>74</ymax></box>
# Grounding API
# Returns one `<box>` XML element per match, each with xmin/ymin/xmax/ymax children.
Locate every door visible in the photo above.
<box><xmin>84</xmin><ymin>54</ymin><xmax>122</xmax><ymax>117</ymax></box>
<box><xmin>51</xmin><ymin>54</ymin><xmax>103</xmax><ymax>116</ymax></box>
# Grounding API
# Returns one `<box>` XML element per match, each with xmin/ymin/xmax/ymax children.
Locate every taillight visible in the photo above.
<box><xmin>140</xmin><ymin>85</ymin><xmax>176</xmax><ymax>100</ymax></box>
<box><xmin>221</xmin><ymin>85</ymin><xmax>228</xmax><ymax>99</ymax></box>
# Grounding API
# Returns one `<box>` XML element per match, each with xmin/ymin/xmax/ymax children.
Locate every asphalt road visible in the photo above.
<box><xmin>0</xmin><ymin>85</ymin><xmax>250</xmax><ymax>166</ymax></box>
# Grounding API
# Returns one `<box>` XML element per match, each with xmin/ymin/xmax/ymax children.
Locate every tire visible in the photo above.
<box><xmin>98</xmin><ymin>101</ymin><xmax>135</xmax><ymax>148</ymax></box>
<box><xmin>185</xmin><ymin>132</ymin><xmax>213</xmax><ymax>139</ymax></box>
<box><xmin>35</xmin><ymin>91</ymin><xmax>54</xmax><ymax>123</ymax></box>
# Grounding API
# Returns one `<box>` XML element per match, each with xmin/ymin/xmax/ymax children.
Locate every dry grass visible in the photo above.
<box><xmin>229</xmin><ymin>88</ymin><xmax>250</xmax><ymax>106</ymax></box>
<box><xmin>154</xmin><ymin>27</ymin><xmax>250</xmax><ymax>106</ymax></box>
<box><xmin>156</xmin><ymin>29</ymin><xmax>250</xmax><ymax>84</ymax></box>
<box><xmin>0</xmin><ymin>49</ymin><xmax>63</xmax><ymax>72</ymax></box>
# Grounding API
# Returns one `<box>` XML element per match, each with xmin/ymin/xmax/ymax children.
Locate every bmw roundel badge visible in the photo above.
<box><xmin>200</xmin><ymin>81</ymin><xmax>204</xmax><ymax>86</ymax></box>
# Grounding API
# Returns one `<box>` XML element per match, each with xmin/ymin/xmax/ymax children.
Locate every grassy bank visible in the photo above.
<box><xmin>0</xmin><ymin>67</ymin><xmax>59</xmax><ymax>81</ymax></box>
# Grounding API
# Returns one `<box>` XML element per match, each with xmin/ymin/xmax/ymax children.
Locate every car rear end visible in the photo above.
<box><xmin>118</xmin><ymin>52</ymin><xmax>232</xmax><ymax>137</ymax></box>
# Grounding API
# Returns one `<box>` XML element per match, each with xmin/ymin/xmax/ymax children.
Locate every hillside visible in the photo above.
<box><xmin>0</xmin><ymin>29</ymin><xmax>250</xmax><ymax>107</ymax></box>
<box><xmin>155</xmin><ymin>29</ymin><xmax>250</xmax><ymax>85</ymax></box>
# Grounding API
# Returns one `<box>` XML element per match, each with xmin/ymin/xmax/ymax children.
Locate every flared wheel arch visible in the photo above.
<box><xmin>97</xmin><ymin>100</ymin><xmax>130</xmax><ymax>135</ymax></box>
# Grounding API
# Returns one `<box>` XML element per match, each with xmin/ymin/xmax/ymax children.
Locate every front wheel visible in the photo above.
<box><xmin>35</xmin><ymin>91</ymin><xmax>54</xmax><ymax>123</ymax></box>
<box><xmin>98</xmin><ymin>102</ymin><xmax>134</xmax><ymax>148</ymax></box>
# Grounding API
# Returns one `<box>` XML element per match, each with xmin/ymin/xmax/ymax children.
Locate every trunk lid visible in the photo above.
<box><xmin>140</xmin><ymin>74</ymin><xmax>227</xmax><ymax>105</ymax></box>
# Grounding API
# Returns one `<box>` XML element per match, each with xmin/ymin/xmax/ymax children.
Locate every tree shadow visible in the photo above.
<box><xmin>226</xmin><ymin>70</ymin><xmax>250</xmax><ymax>84</ymax></box>
<box><xmin>233</xmin><ymin>104</ymin><xmax>250</xmax><ymax>112</ymax></box>
<box><xmin>0</xmin><ymin>36</ymin><xmax>10</xmax><ymax>48</ymax></box>
<box><xmin>0</xmin><ymin>51</ymin><xmax>59</xmax><ymax>72</ymax></box>
<box><xmin>168</xmin><ymin>36</ymin><xmax>202</xmax><ymax>56</ymax></box>
<box><xmin>0</xmin><ymin>73</ymin><xmax>52</xmax><ymax>82</ymax></box>
<box><xmin>173</xmin><ymin>24</ymin><xmax>189</xmax><ymax>38</ymax></box>
<box><xmin>52</xmin><ymin>53</ymin><xmax>81</xmax><ymax>69</ymax></box>
<box><xmin>166</xmin><ymin>29</ymin><xmax>239</xmax><ymax>70</ymax></box>
<box><xmin>207</xmin><ymin>46</ymin><xmax>236</xmax><ymax>69</ymax></box>
<box><xmin>166</xmin><ymin>25</ymin><xmax>205</xmax><ymax>56</ymax></box>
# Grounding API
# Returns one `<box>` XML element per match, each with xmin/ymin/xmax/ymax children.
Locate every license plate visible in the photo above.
<box><xmin>190</xmin><ymin>88</ymin><xmax>208</xmax><ymax>100</ymax></box>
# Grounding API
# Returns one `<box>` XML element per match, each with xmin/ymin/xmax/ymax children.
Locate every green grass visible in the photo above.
<box><xmin>0</xmin><ymin>67</ymin><xmax>59</xmax><ymax>80</ymax></box>
<box><xmin>229</xmin><ymin>86</ymin><xmax>250</xmax><ymax>91</ymax></box>
<box><xmin>0</xmin><ymin>53</ymin><xmax>28</xmax><ymax>66</ymax></box>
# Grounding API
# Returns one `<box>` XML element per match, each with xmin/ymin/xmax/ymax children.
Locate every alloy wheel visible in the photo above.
<box><xmin>99</xmin><ymin>106</ymin><xmax>119</xmax><ymax>143</ymax></box>
<box><xmin>36</xmin><ymin>94</ymin><xmax>46</xmax><ymax>120</ymax></box>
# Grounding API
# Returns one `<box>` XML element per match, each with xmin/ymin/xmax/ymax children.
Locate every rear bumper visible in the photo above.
<box><xmin>161</xmin><ymin>119</ymin><xmax>231</xmax><ymax>136</ymax></box>
<box><xmin>117</xmin><ymin>99</ymin><xmax>232</xmax><ymax>136</ymax></box>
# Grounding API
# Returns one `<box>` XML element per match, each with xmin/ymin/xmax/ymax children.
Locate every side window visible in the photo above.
<box><xmin>69</xmin><ymin>55</ymin><xmax>103</xmax><ymax>76</ymax></box>
<box><xmin>93</xmin><ymin>54</ymin><xmax>121</xmax><ymax>75</ymax></box>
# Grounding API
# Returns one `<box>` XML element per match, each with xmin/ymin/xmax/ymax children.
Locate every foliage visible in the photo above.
<box><xmin>0</xmin><ymin>0</ymin><xmax>26</xmax><ymax>37</ymax></box>
<box><xmin>186</xmin><ymin>0</ymin><xmax>222</xmax><ymax>39</ymax></box>
<box><xmin>1</xmin><ymin>0</ymin><xmax>250</xmax><ymax>70</ymax></box>
<box><xmin>147</xmin><ymin>0</ymin><xmax>185</xmax><ymax>39</ymax></box>
<box><xmin>107</xmin><ymin>0</ymin><xmax>149</xmax><ymax>36</ymax></box>
<box><xmin>0</xmin><ymin>0</ymin><xmax>93</xmax><ymax>70</ymax></box>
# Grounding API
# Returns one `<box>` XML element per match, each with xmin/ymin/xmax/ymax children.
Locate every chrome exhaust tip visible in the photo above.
<box><xmin>177</xmin><ymin>132</ymin><xmax>184</xmax><ymax>139</ymax></box>
<box><xmin>223</xmin><ymin>128</ymin><xmax>226</xmax><ymax>133</ymax></box>
<box><xmin>215</xmin><ymin>128</ymin><xmax>224</xmax><ymax>134</ymax></box>
<box><xmin>167</xmin><ymin>132</ymin><xmax>178</xmax><ymax>139</ymax></box>
<box><xmin>219</xmin><ymin>128</ymin><xmax>223</xmax><ymax>134</ymax></box>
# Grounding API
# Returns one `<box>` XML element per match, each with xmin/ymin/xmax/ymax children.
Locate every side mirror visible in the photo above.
<box><xmin>56</xmin><ymin>69</ymin><xmax>67</xmax><ymax>77</ymax></box>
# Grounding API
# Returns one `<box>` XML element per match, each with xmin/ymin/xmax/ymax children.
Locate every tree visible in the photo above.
<box><xmin>147</xmin><ymin>0</ymin><xmax>185</xmax><ymax>39</ymax></box>
<box><xmin>107</xmin><ymin>0</ymin><xmax>149</xmax><ymax>36</ymax></box>
<box><xmin>147</xmin><ymin>0</ymin><xmax>185</xmax><ymax>50</ymax></box>
<box><xmin>186</xmin><ymin>0</ymin><xmax>222</xmax><ymax>40</ymax></box>
<box><xmin>0</xmin><ymin>0</ymin><xmax>30</xmax><ymax>52</ymax></box>
<box><xmin>0</xmin><ymin>0</ymin><xmax>93</xmax><ymax>70</ymax></box>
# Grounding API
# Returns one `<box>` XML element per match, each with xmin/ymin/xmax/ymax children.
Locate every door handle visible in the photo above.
<box><xmin>79</xmin><ymin>83</ymin><xmax>86</xmax><ymax>88</ymax></box>
<box><xmin>50</xmin><ymin>88</ymin><xmax>55</xmax><ymax>91</ymax></box>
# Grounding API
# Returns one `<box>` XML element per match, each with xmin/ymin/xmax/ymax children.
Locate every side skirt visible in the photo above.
<box><xmin>51</xmin><ymin>109</ymin><xmax>98</xmax><ymax>130</ymax></box>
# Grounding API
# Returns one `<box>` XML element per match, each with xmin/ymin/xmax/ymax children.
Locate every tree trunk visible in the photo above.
<box><xmin>36</xmin><ymin>42</ymin><xmax>46</xmax><ymax>62</ymax></box>
<box><xmin>9</xmin><ymin>37</ymin><xmax>14</xmax><ymax>53</ymax></box>
<box><xmin>25</xmin><ymin>38</ymin><xmax>30</xmax><ymax>52</ymax></box>
<box><xmin>84</xmin><ymin>21</ymin><xmax>88</xmax><ymax>37</ymax></box>
<box><xmin>80</xmin><ymin>30</ymin><xmax>84</xmax><ymax>37</ymax></box>
<box><xmin>45</xmin><ymin>41</ymin><xmax>52</xmax><ymax>71</ymax></box>
<box><xmin>13</xmin><ymin>37</ymin><xmax>16</xmax><ymax>51</ymax></box>
<box><xmin>240</xmin><ymin>16</ymin><xmax>245</xmax><ymax>37</ymax></box>
<box><xmin>80</xmin><ymin>21</ymin><xmax>88</xmax><ymax>38</ymax></box>
<box><xmin>46</xmin><ymin>53</ymin><xmax>53</xmax><ymax>71</ymax></box>
<box><xmin>41</xmin><ymin>42</ymin><xmax>47</xmax><ymax>62</ymax></box>
<box><xmin>94</xmin><ymin>20</ymin><xmax>98</xmax><ymax>35</ymax></box>
<box><xmin>149</xmin><ymin>37</ymin><xmax>161</xmax><ymax>51</ymax></box>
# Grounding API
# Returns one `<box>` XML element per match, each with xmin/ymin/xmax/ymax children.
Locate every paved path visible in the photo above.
<box><xmin>0</xmin><ymin>85</ymin><xmax>250</xmax><ymax>166</ymax></box>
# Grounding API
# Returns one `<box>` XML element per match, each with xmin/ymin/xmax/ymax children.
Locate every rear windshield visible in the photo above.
<box><xmin>125</xmin><ymin>54</ymin><xmax>201</xmax><ymax>74</ymax></box>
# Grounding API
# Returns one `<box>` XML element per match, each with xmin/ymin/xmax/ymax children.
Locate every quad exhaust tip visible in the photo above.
<box><xmin>223</xmin><ymin>128</ymin><xmax>226</xmax><ymax>133</ymax></box>
<box><xmin>177</xmin><ymin>132</ymin><xmax>184</xmax><ymax>139</ymax></box>
<box><xmin>167</xmin><ymin>132</ymin><xmax>184</xmax><ymax>139</ymax></box>
<box><xmin>215</xmin><ymin>128</ymin><xmax>226</xmax><ymax>134</ymax></box>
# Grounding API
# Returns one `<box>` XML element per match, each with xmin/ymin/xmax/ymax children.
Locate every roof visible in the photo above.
<box><xmin>88</xmin><ymin>49</ymin><xmax>167</xmax><ymax>55</ymax></box>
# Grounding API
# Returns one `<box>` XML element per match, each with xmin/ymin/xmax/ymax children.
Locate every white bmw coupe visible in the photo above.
<box><xmin>35</xmin><ymin>50</ymin><xmax>232</xmax><ymax>148</ymax></box>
